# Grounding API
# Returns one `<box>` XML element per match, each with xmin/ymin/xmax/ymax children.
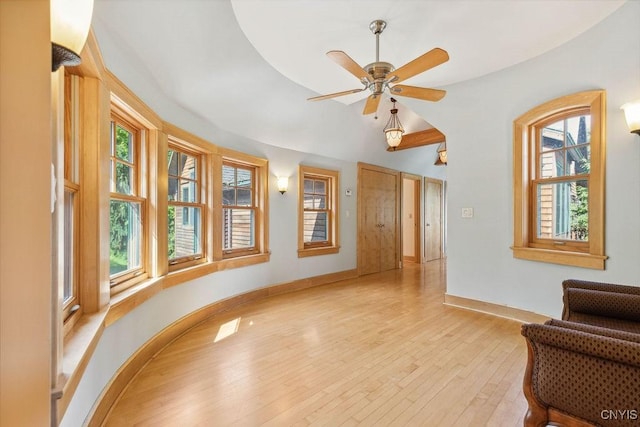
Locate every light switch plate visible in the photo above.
<box><xmin>461</xmin><ymin>207</ymin><xmax>474</xmax><ymax>218</ymax></box>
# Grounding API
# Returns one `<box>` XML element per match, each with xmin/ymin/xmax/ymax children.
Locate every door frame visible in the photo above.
<box><xmin>401</xmin><ymin>172</ymin><xmax>423</xmax><ymax>265</ymax></box>
<box><xmin>357</xmin><ymin>162</ymin><xmax>401</xmax><ymax>275</ymax></box>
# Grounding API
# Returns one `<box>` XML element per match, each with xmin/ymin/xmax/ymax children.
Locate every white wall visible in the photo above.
<box><xmin>407</xmin><ymin>1</ymin><xmax>640</xmax><ymax>317</ymax></box>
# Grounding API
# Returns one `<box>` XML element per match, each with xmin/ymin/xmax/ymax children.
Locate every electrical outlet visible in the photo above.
<box><xmin>461</xmin><ymin>207</ymin><xmax>474</xmax><ymax>218</ymax></box>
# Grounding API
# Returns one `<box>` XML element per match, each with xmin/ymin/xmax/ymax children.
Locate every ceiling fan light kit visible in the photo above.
<box><xmin>384</xmin><ymin>98</ymin><xmax>404</xmax><ymax>150</ymax></box>
<box><xmin>308</xmin><ymin>19</ymin><xmax>449</xmax><ymax>116</ymax></box>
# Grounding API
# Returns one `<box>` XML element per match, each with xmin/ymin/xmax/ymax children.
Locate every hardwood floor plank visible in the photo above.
<box><xmin>103</xmin><ymin>261</ymin><xmax>529</xmax><ymax>426</ymax></box>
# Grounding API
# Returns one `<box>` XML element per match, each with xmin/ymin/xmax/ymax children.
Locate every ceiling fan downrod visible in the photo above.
<box><xmin>369</xmin><ymin>20</ymin><xmax>386</xmax><ymax>63</ymax></box>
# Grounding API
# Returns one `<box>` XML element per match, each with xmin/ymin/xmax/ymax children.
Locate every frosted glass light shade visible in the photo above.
<box><xmin>621</xmin><ymin>100</ymin><xmax>640</xmax><ymax>135</ymax></box>
<box><xmin>277</xmin><ymin>176</ymin><xmax>289</xmax><ymax>194</ymax></box>
<box><xmin>439</xmin><ymin>149</ymin><xmax>448</xmax><ymax>164</ymax></box>
<box><xmin>385</xmin><ymin>129</ymin><xmax>403</xmax><ymax>148</ymax></box>
<box><xmin>51</xmin><ymin>0</ymin><xmax>94</xmax><ymax>70</ymax></box>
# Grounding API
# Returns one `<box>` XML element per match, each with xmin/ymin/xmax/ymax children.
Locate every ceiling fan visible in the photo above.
<box><xmin>308</xmin><ymin>20</ymin><xmax>449</xmax><ymax>115</ymax></box>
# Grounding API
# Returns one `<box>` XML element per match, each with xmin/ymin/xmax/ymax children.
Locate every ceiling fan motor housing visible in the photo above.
<box><xmin>364</xmin><ymin>61</ymin><xmax>394</xmax><ymax>94</ymax></box>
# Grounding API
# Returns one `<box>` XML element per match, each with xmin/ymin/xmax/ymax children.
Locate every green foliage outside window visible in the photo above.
<box><xmin>110</xmin><ymin>125</ymin><xmax>138</xmax><ymax>275</ymax></box>
<box><xmin>168</xmin><ymin>205</ymin><xmax>176</xmax><ymax>260</ymax></box>
<box><xmin>570</xmin><ymin>160</ymin><xmax>589</xmax><ymax>240</ymax></box>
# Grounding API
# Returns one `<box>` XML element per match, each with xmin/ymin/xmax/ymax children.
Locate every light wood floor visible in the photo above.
<box><xmin>104</xmin><ymin>260</ymin><xmax>528</xmax><ymax>426</ymax></box>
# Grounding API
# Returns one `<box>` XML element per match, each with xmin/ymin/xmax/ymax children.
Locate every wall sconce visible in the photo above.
<box><xmin>277</xmin><ymin>176</ymin><xmax>289</xmax><ymax>194</ymax></box>
<box><xmin>435</xmin><ymin>142</ymin><xmax>447</xmax><ymax>166</ymax></box>
<box><xmin>621</xmin><ymin>100</ymin><xmax>640</xmax><ymax>135</ymax></box>
<box><xmin>383</xmin><ymin>98</ymin><xmax>404</xmax><ymax>150</ymax></box>
<box><xmin>51</xmin><ymin>0</ymin><xmax>95</xmax><ymax>72</ymax></box>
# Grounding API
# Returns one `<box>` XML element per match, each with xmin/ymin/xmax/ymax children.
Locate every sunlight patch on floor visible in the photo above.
<box><xmin>214</xmin><ymin>317</ymin><xmax>241</xmax><ymax>342</ymax></box>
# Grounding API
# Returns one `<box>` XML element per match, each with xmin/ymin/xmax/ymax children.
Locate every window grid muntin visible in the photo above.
<box><xmin>531</xmin><ymin>108</ymin><xmax>591</xmax><ymax>249</ymax></box>
<box><xmin>536</xmin><ymin>109</ymin><xmax>591</xmax><ymax>181</ymax></box>
<box><xmin>62</xmin><ymin>182</ymin><xmax>79</xmax><ymax>319</ymax></box>
<box><xmin>222</xmin><ymin>161</ymin><xmax>258</xmax><ymax>256</ymax></box>
<box><xmin>62</xmin><ymin>73</ymin><xmax>80</xmax><ymax>321</ymax></box>
<box><xmin>168</xmin><ymin>145</ymin><xmax>204</xmax><ymax>265</ymax></box>
<box><xmin>110</xmin><ymin>118</ymin><xmax>139</xmax><ymax>196</ymax></box>
<box><xmin>109</xmin><ymin>113</ymin><xmax>146</xmax><ymax>286</ymax></box>
<box><xmin>303</xmin><ymin>175</ymin><xmax>331</xmax><ymax>246</ymax></box>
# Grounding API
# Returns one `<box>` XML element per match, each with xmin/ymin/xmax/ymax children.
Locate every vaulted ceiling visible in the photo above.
<box><xmin>92</xmin><ymin>0</ymin><xmax>624</xmax><ymax>163</ymax></box>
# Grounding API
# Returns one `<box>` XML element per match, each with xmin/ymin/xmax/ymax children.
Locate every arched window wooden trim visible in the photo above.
<box><xmin>512</xmin><ymin>90</ymin><xmax>607</xmax><ymax>270</ymax></box>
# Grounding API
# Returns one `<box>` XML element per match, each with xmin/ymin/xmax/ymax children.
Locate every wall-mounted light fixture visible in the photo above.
<box><xmin>51</xmin><ymin>0</ymin><xmax>94</xmax><ymax>72</ymax></box>
<box><xmin>277</xmin><ymin>176</ymin><xmax>289</xmax><ymax>194</ymax></box>
<box><xmin>383</xmin><ymin>98</ymin><xmax>404</xmax><ymax>150</ymax></box>
<box><xmin>621</xmin><ymin>100</ymin><xmax>640</xmax><ymax>135</ymax></box>
<box><xmin>435</xmin><ymin>142</ymin><xmax>447</xmax><ymax>166</ymax></box>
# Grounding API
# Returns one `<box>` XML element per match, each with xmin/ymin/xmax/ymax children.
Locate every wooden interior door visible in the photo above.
<box><xmin>401</xmin><ymin>174</ymin><xmax>422</xmax><ymax>264</ymax></box>
<box><xmin>361</xmin><ymin>171</ymin><xmax>381</xmax><ymax>275</ymax></box>
<box><xmin>358</xmin><ymin>163</ymin><xmax>399</xmax><ymax>275</ymax></box>
<box><xmin>425</xmin><ymin>178</ymin><xmax>443</xmax><ymax>261</ymax></box>
<box><xmin>378</xmin><ymin>170</ymin><xmax>398</xmax><ymax>272</ymax></box>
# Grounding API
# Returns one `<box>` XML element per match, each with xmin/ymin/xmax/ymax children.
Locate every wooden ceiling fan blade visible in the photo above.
<box><xmin>390</xmin><ymin>85</ymin><xmax>446</xmax><ymax>102</ymax></box>
<box><xmin>327</xmin><ymin>51</ymin><xmax>373</xmax><ymax>83</ymax></box>
<box><xmin>308</xmin><ymin>88</ymin><xmax>366</xmax><ymax>101</ymax></box>
<box><xmin>387</xmin><ymin>48</ymin><xmax>449</xmax><ymax>83</ymax></box>
<box><xmin>362</xmin><ymin>94</ymin><xmax>381</xmax><ymax>115</ymax></box>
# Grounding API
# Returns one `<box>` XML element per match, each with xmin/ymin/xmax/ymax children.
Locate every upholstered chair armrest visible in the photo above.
<box><xmin>521</xmin><ymin>323</ymin><xmax>640</xmax><ymax>426</ymax></box>
<box><xmin>563</xmin><ymin>279</ymin><xmax>640</xmax><ymax>295</ymax></box>
<box><xmin>562</xmin><ymin>279</ymin><xmax>640</xmax><ymax>321</ymax></box>
<box><xmin>522</xmin><ymin>323</ymin><xmax>640</xmax><ymax>367</ymax></box>
<box><xmin>546</xmin><ymin>319</ymin><xmax>640</xmax><ymax>343</ymax></box>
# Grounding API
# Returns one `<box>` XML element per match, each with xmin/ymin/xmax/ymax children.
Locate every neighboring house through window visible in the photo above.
<box><xmin>222</xmin><ymin>161</ymin><xmax>258</xmax><ymax>257</ymax></box>
<box><xmin>168</xmin><ymin>144</ymin><xmax>204</xmax><ymax>268</ymax></box>
<box><xmin>298</xmin><ymin>165</ymin><xmax>340</xmax><ymax>257</ymax></box>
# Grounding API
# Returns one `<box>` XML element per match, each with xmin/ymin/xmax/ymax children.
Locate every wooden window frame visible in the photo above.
<box><xmin>512</xmin><ymin>90</ymin><xmax>607</xmax><ymax>269</ymax></box>
<box><xmin>109</xmin><ymin>110</ymin><xmax>149</xmax><ymax>293</ymax></box>
<box><xmin>298</xmin><ymin>165</ymin><xmax>340</xmax><ymax>257</ymax></box>
<box><xmin>62</xmin><ymin>72</ymin><xmax>81</xmax><ymax>324</ymax></box>
<box><xmin>221</xmin><ymin>160</ymin><xmax>259</xmax><ymax>258</ymax></box>
<box><xmin>529</xmin><ymin>108</ymin><xmax>590</xmax><ymax>253</ymax></box>
<box><xmin>168</xmin><ymin>141</ymin><xmax>206</xmax><ymax>271</ymax></box>
<box><xmin>62</xmin><ymin>182</ymin><xmax>80</xmax><ymax>320</ymax></box>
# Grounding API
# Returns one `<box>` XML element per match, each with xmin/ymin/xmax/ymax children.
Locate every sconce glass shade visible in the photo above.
<box><xmin>621</xmin><ymin>100</ymin><xmax>640</xmax><ymax>135</ymax></box>
<box><xmin>439</xmin><ymin>149</ymin><xmax>448</xmax><ymax>164</ymax></box>
<box><xmin>51</xmin><ymin>0</ymin><xmax>94</xmax><ymax>71</ymax></box>
<box><xmin>277</xmin><ymin>176</ymin><xmax>289</xmax><ymax>194</ymax></box>
<box><xmin>435</xmin><ymin>142</ymin><xmax>447</xmax><ymax>166</ymax></box>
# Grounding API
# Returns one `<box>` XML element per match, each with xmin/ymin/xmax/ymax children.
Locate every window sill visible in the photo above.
<box><xmin>165</xmin><ymin>252</ymin><xmax>270</xmax><ymax>288</ymax></box>
<box><xmin>512</xmin><ymin>246</ymin><xmax>607</xmax><ymax>270</ymax></box>
<box><xmin>298</xmin><ymin>245</ymin><xmax>340</xmax><ymax>258</ymax></box>
<box><xmin>106</xmin><ymin>277</ymin><xmax>165</xmax><ymax>326</ymax></box>
<box><xmin>55</xmin><ymin>308</ymin><xmax>108</xmax><ymax>424</ymax></box>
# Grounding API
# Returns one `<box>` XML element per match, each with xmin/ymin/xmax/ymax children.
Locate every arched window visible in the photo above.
<box><xmin>512</xmin><ymin>90</ymin><xmax>607</xmax><ymax>269</ymax></box>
